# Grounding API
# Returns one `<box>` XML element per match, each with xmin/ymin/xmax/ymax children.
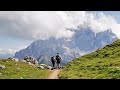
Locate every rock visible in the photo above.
<box><xmin>0</xmin><ymin>65</ymin><xmax>5</xmax><ymax>69</ymax></box>
<box><xmin>28</xmin><ymin>62</ymin><xmax>32</xmax><ymax>65</ymax></box>
<box><xmin>47</xmin><ymin>66</ymin><xmax>52</xmax><ymax>69</ymax></box>
<box><xmin>28</xmin><ymin>62</ymin><xmax>34</xmax><ymax>65</ymax></box>
<box><xmin>40</xmin><ymin>64</ymin><xmax>48</xmax><ymax>67</ymax></box>
<box><xmin>24</xmin><ymin>56</ymin><xmax>29</xmax><ymax>60</ymax></box>
<box><xmin>51</xmin><ymin>67</ymin><xmax>55</xmax><ymax>70</ymax></box>
<box><xmin>37</xmin><ymin>66</ymin><xmax>44</xmax><ymax>69</ymax></box>
<box><xmin>21</xmin><ymin>60</ymin><xmax>26</xmax><ymax>63</ymax></box>
<box><xmin>34</xmin><ymin>60</ymin><xmax>38</xmax><ymax>64</ymax></box>
<box><xmin>23</xmin><ymin>56</ymin><xmax>38</xmax><ymax>64</ymax></box>
<box><xmin>25</xmin><ymin>59</ymin><xmax>30</xmax><ymax>62</ymax></box>
<box><xmin>12</xmin><ymin>58</ymin><xmax>19</xmax><ymax>62</ymax></box>
<box><xmin>14</xmin><ymin>58</ymin><xmax>19</xmax><ymax>62</ymax></box>
<box><xmin>39</xmin><ymin>64</ymin><xmax>48</xmax><ymax>69</ymax></box>
<box><xmin>40</xmin><ymin>64</ymin><xmax>46</xmax><ymax>66</ymax></box>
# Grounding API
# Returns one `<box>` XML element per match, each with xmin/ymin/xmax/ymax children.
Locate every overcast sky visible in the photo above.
<box><xmin>0</xmin><ymin>11</ymin><xmax>120</xmax><ymax>56</ymax></box>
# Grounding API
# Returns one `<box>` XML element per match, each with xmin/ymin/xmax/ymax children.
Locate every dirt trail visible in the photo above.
<box><xmin>47</xmin><ymin>69</ymin><xmax>60</xmax><ymax>79</ymax></box>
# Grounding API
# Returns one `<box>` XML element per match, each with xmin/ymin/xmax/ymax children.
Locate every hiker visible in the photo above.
<box><xmin>51</xmin><ymin>56</ymin><xmax>55</xmax><ymax>68</ymax></box>
<box><xmin>56</xmin><ymin>53</ymin><xmax>62</xmax><ymax>69</ymax></box>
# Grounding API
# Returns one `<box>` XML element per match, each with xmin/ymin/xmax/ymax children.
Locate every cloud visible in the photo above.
<box><xmin>111</xmin><ymin>24</ymin><xmax>120</xmax><ymax>38</ymax></box>
<box><xmin>88</xmin><ymin>12</ymin><xmax>117</xmax><ymax>33</ymax></box>
<box><xmin>0</xmin><ymin>11</ymin><xmax>76</xmax><ymax>40</ymax></box>
<box><xmin>0</xmin><ymin>45</ymin><xmax>27</xmax><ymax>55</ymax></box>
<box><xmin>0</xmin><ymin>11</ymin><xmax>119</xmax><ymax>40</ymax></box>
<box><xmin>0</xmin><ymin>48</ymin><xmax>17</xmax><ymax>55</ymax></box>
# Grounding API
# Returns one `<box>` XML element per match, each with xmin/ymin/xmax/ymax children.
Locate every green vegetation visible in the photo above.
<box><xmin>0</xmin><ymin>59</ymin><xmax>51</xmax><ymax>79</ymax></box>
<box><xmin>59</xmin><ymin>39</ymin><xmax>120</xmax><ymax>79</ymax></box>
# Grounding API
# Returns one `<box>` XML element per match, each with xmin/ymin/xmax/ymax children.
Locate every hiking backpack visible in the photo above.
<box><xmin>56</xmin><ymin>55</ymin><xmax>61</xmax><ymax>61</ymax></box>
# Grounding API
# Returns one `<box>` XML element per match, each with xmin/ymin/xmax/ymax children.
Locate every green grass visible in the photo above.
<box><xmin>0</xmin><ymin>59</ymin><xmax>51</xmax><ymax>79</ymax></box>
<box><xmin>59</xmin><ymin>39</ymin><xmax>120</xmax><ymax>79</ymax></box>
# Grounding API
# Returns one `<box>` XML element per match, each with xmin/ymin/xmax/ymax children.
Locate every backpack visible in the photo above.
<box><xmin>56</xmin><ymin>55</ymin><xmax>61</xmax><ymax>61</ymax></box>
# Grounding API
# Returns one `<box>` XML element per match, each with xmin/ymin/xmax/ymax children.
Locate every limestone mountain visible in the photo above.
<box><xmin>14</xmin><ymin>27</ymin><xmax>118</xmax><ymax>66</ymax></box>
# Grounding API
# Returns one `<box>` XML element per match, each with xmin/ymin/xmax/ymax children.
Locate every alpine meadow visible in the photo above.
<box><xmin>1</xmin><ymin>11</ymin><xmax>120</xmax><ymax>79</ymax></box>
<box><xmin>59</xmin><ymin>39</ymin><xmax>120</xmax><ymax>79</ymax></box>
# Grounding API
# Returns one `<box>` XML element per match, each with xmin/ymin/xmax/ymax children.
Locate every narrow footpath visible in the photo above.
<box><xmin>47</xmin><ymin>69</ymin><xmax>60</xmax><ymax>79</ymax></box>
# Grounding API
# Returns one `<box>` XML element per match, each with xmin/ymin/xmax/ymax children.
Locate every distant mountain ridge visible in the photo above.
<box><xmin>14</xmin><ymin>27</ymin><xmax>118</xmax><ymax>66</ymax></box>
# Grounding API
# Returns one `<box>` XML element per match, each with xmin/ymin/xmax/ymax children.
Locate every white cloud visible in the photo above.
<box><xmin>111</xmin><ymin>24</ymin><xmax>120</xmax><ymax>38</ymax></box>
<box><xmin>1</xmin><ymin>11</ymin><xmax>120</xmax><ymax>56</ymax></box>
<box><xmin>0</xmin><ymin>48</ymin><xmax>17</xmax><ymax>55</ymax></box>
<box><xmin>0</xmin><ymin>11</ymin><xmax>120</xmax><ymax>40</ymax></box>
<box><xmin>0</xmin><ymin>11</ymin><xmax>75</xmax><ymax>40</ymax></box>
<box><xmin>55</xmin><ymin>30</ymin><xmax>74</xmax><ymax>38</ymax></box>
<box><xmin>0</xmin><ymin>46</ymin><xmax>27</xmax><ymax>55</ymax></box>
<box><xmin>89</xmin><ymin>12</ymin><xmax>117</xmax><ymax>33</ymax></box>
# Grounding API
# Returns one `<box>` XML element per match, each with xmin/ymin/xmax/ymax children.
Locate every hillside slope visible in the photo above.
<box><xmin>59</xmin><ymin>39</ymin><xmax>120</xmax><ymax>79</ymax></box>
<box><xmin>0</xmin><ymin>59</ymin><xmax>51</xmax><ymax>79</ymax></box>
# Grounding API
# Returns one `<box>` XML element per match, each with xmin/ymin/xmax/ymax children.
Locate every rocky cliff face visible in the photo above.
<box><xmin>14</xmin><ymin>27</ymin><xmax>118</xmax><ymax>65</ymax></box>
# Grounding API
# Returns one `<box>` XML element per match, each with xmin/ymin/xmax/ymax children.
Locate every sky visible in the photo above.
<box><xmin>0</xmin><ymin>11</ymin><xmax>120</xmax><ymax>57</ymax></box>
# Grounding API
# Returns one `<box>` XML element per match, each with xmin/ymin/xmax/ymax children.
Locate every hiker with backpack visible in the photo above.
<box><xmin>51</xmin><ymin>56</ymin><xmax>56</xmax><ymax>68</ymax></box>
<box><xmin>56</xmin><ymin>53</ymin><xmax>62</xmax><ymax>69</ymax></box>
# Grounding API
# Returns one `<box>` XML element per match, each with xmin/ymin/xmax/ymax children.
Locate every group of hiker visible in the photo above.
<box><xmin>24</xmin><ymin>53</ymin><xmax>62</xmax><ymax>69</ymax></box>
<box><xmin>51</xmin><ymin>53</ymin><xmax>62</xmax><ymax>69</ymax></box>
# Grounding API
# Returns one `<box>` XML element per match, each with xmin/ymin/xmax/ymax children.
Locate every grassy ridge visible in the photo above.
<box><xmin>59</xmin><ymin>39</ymin><xmax>120</xmax><ymax>79</ymax></box>
<box><xmin>0</xmin><ymin>59</ymin><xmax>51</xmax><ymax>79</ymax></box>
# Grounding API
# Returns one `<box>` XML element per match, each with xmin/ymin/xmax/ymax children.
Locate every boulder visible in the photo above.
<box><xmin>0</xmin><ymin>65</ymin><xmax>5</xmax><ymax>69</ymax></box>
<box><xmin>28</xmin><ymin>62</ymin><xmax>32</xmax><ymax>65</ymax></box>
<box><xmin>26</xmin><ymin>59</ymin><xmax>31</xmax><ymax>62</ymax></box>
<box><xmin>24</xmin><ymin>56</ymin><xmax>38</xmax><ymax>64</ymax></box>
<box><xmin>39</xmin><ymin>64</ymin><xmax>48</xmax><ymax>69</ymax></box>
<box><xmin>40</xmin><ymin>64</ymin><xmax>48</xmax><ymax>67</ymax></box>
<box><xmin>12</xmin><ymin>58</ymin><xmax>19</xmax><ymax>62</ymax></box>
<box><xmin>34</xmin><ymin>60</ymin><xmax>38</xmax><ymax>64</ymax></box>
<box><xmin>40</xmin><ymin>64</ymin><xmax>45</xmax><ymax>65</ymax></box>
<box><xmin>37</xmin><ymin>66</ymin><xmax>44</xmax><ymax>69</ymax></box>
<box><xmin>21</xmin><ymin>60</ymin><xmax>26</xmax><ymax>63</ymax></box>
<box><xmin>14</xmin><ymin>58</ymin><xmax>19</xmax><ymax>62</ymax></box>
<box><xmin>47</xmin><ymin>66</ymin><xmax>52</xmax><ymax>70</ymax></box>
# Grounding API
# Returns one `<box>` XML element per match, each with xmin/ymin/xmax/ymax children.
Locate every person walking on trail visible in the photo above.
<box><xmin>56</xmin><ymin>53</ymin><xmax>62</xmax><ymax>69</ymax></box>
<box><xmin>51</xmin><ymin>56</ymin><xmax>55</xmax><ymax>68</ymax></box>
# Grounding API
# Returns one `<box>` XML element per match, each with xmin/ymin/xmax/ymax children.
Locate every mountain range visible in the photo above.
<box><xmin>14</xmin><ymin>26</ymin><xmax>118</xmax><ymax>66</ymax></box>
